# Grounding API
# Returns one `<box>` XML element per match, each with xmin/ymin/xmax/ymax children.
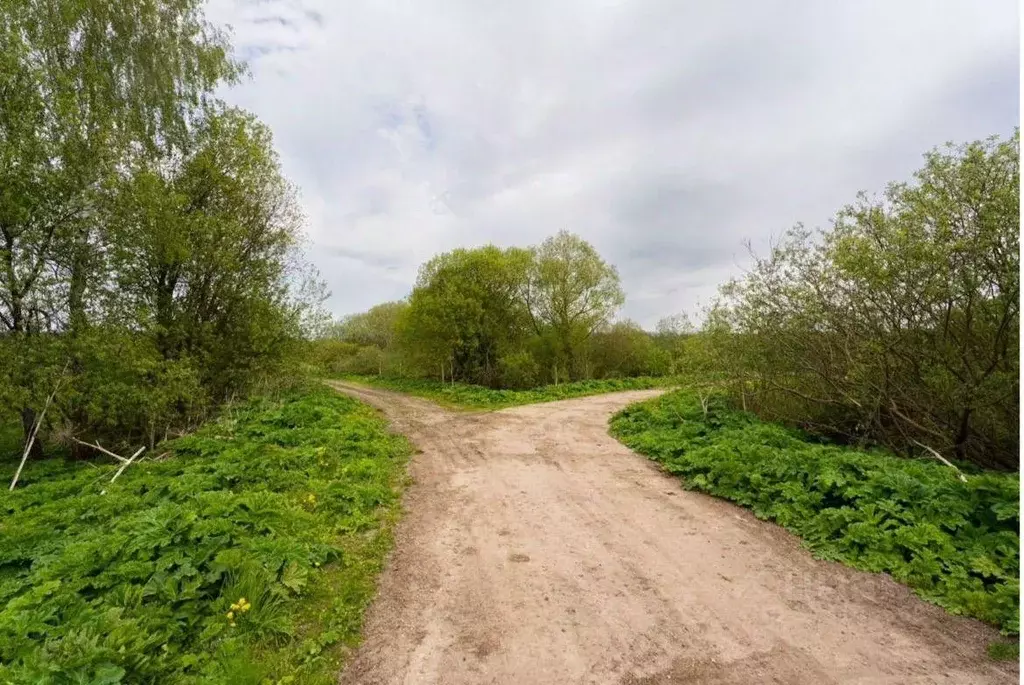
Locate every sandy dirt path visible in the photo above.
<box><xmin>328</xmin><ymin>381</ymin><xmax>1016</xmax><ymax>685</ymax></box>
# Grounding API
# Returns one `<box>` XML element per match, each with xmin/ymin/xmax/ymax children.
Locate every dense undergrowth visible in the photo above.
<box><xmin>0</xmin><ymin>385</ymin><xmax>410</xmax><ymax>684</ymax></box>
<box><xmin>340</xmin><ymin>375</ymin><xmax>674</xmax><ymax>410</ymax></box>
<box><xmin>610</xmin><ymin>391</ymin><xmax>1020</xmax><ymax>635</ymax></box>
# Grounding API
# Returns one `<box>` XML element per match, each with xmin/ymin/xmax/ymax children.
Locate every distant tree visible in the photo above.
<box><xmin>327</xmin><ymin>301</ymin><xmax>408</xmax><ymax>374</ymax></box>
<box><xmin>334</xmin><ymin>302</ymin><xmax>407</xmax><ymax>348</ymax></box>
<box><xmin>588</xmin><ymin>320</ymin><xmax>668</xmax><ymax>378</ymax></box>
<box><xmin>525</xmin><ymin>231</ymin><xmax>624</xmax><ymax>382</ymax></box>
<box><xmin>655</xmin><ymin>313</ymin><xmax>695</xmax><ymax>338</ymax></box>
<box><xmin>654</xmin><ymin>313</ymin><xmax>696</xmax><ymax>374</ymax></box>
<box><xmin>401</xmin><ymin>246</ymin><xmax>533</xmax><ymax>386</ymax></box>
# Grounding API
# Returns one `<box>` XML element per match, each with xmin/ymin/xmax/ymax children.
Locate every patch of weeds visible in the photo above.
<box><xmin>0</xmin><ymin>385</ymin><xmax>411</xmax><ymax>683</ymax></box>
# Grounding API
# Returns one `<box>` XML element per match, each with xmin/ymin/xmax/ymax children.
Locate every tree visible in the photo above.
<box><xmin>655</xmin><ymin>313</ymin><xmax>695</xmax><ymax>338</ymax></box>
<box><xmin>333</xmin><ymin>302</ymin><xmax>406</xmax><ymax>348</ymax></box>
<box><xmin>108</xmin><ymin>107</ymin><xmax>304</xmax><ymax>400</ymax></box>
<box><xmin>710</xmin><ymin>131</ymin><xmax>1019</xmax><ymax>469</ymax></box>
<box><xmin>525</xmin><ymin>231</ymin><xmax>624</xmax><ymax>382</ymax></box>
<box><xmin>323</xmin><ymin>301</ymin><xmax>408</xmax><ymax>375</ymax></box>
<box><xmin>654</xmin><ymin>313</ymin><xmax>696</xmax><ymax>374</ymax></box>
<box><xmin>1</xmin><ymin>0</ymin><xmax>241</xmax><ymax>452</ymax></box>
<box><xmin>400</xmin><ymin>246</ymin><xmax>532</xmax><ymax>386</ymax></box>
<box><xmin>587</xmin><ymin>320</ymin><xmax>668</xmax><ymax>378</ymax></box>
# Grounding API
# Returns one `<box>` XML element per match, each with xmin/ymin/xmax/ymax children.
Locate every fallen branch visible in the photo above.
<box><xmin>110</xmin><ymin>446</ymin><xmax>146</xmax><ymax>483</ymax></box>
<box><xmin>10</xmin><ymin>362</ymin><xmax>69</xmax><ymax>491</ymax></box>
<box><xmin>70</xmin><ymin>438</ymin><xmax>129</xmax><ymax>463</ymax></box>
<box><xmin>912</xmin><ymin>439</ymin><xmax>968</xmax><ymax>482</ymax></box>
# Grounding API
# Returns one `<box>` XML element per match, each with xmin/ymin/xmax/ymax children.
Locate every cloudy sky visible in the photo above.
<box><xmin>206</xmin><ymin>0</ymin><xmax>1019</xmax><ymax>327</ymax></box>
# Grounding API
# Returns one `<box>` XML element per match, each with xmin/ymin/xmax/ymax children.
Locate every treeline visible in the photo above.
<box><xmin>1</xmin><ymin>1</ymin><xmax>322</xmax><ymax>461</ymax></box>
<box><xmin>320</xmin><ymin>132</ymin><xmax>1019</xmax><ymax>471</ymax></box>
<box><xmin>700</xmin><ymin>133</ymin><xmax>1019</xmax><ymax>470</ymax></box>
<box><xmin>315</xmin><ymin>232</ymin><xmax>690</xmax><ymax>387</ymax></box>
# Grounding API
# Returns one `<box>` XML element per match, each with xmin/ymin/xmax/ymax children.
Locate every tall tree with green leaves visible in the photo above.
<box><xmin>525</xmin><ymin>231</ymin><xmax>624</xmax><ymax>382</ymax></box>
<box><xmin>108</xmin><ymin>108</ymin><xmax>304</xmax><ymax>397</ymax></box>
<box><xmin>401</xmin><ymin>246</ymin><xmax>533</xmax><ymax>386</ymax></box>
<box><xmin>1</xmin><ymin>0</ymin><xmax>241</xmax><ymax>450</ymax></box>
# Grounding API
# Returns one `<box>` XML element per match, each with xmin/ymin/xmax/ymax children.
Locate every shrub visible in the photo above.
<box><xmin>498</xmin><ymin>351</ymin><xmax>541</xmax><ymax>389</ymax></box>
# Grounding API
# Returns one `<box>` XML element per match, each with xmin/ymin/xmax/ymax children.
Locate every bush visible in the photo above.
<box><xmin>498</xmin><ymin>351</ymin><xmax>540</xmax><ymax>389</ymax></box>
<box><xmin>610</xmin><ymin>390</ymin><xmax>1020</xmax><ymax>634</ymax></box>
<box><xmin>0</xmin><ymin>385</ymin><xmax>410</xmax><ymax>684</ymax></box>
<box><xmin>706</xmin><ymin>133</ymin><xmax>1019</xmax><ymax>469</ymax></box>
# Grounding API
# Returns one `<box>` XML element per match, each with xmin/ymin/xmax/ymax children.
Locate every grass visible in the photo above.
<box><xmin>610</xmin><ymin>390</ymin><xmax>1020</xmax><ymax>637</ymax></box>
<box><xmin>338</xmin><ymin>375</ymin><xmax>675</xmax><ymax>410</ymax></box>
<box><xmin>987</xmin><ymin>640</ymin><xmax>1020</xmax><ymax>661</ymax></box>
<box><xmin>0</xmin><ymin>384</ymin><xmax>411</xmax><ymax>684</ymax></box>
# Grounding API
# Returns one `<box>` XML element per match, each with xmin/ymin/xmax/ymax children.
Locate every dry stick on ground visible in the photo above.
<box><xmin>110</xmin><ymin>446</ymin><xmax>146</xmax><ymax>483</ymax></box>
<box><xmin>70</xmin><ymin>438</ymin><xmax>129</xmax><ymax>463</ymax></box>
<box><xmin>9</xmin><ymin>363</ymin><xmax>70</xmax><ymax>491</ymax></box>
<box><xmin>911</xmin><ymin>439</ymin><xmax>968</xmax><ymax>482</ymax></box>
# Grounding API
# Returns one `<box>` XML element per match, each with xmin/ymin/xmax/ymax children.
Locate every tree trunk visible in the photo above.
<box><xmin>953</xmin><ymin>406</ymin><xmax>972</xmax><ymax>460</ymax></box>
<box><xmin>67</xmin><ymin>234</ymin><xmax>89</xmax><ymax>334</ymax></box>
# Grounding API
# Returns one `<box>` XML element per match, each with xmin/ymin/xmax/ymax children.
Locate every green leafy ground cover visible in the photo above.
<box><xmin>610</xmin><ymin>391</ymin><xmax>1020</xmax><ymax>636</ymax></box>
<box><xmin>340</xmin><ymin>375</ymin><xmax>674</xmax><ymax>410</ymax></box>
<box><xmin>0</xmin><ymin>385</ymin><xmax>410</xmax><ymax>684</ymax></box>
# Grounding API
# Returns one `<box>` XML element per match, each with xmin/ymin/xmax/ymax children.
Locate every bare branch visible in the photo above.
<box><xmin>911</xmin><ymin>440</ymin><xmax>968</xmax><ymax>482</ymax></box>
<box><xmin>70</xmin><ymin>438</ymin><xmax>129</xmax><ymax>463</ymax></box>
<box><xmin>110</xmin><ymin>446</ymin><xmax>146</xmax><ymax>483</ymax></box>
<box><xmin>10</xmin><ymin>362</ymin><xmax>70</xmax><ymax>491</ymax></box>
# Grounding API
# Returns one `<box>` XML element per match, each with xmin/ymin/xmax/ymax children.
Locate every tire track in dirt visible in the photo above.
<box><xmin>327</xmin><ymin>381</ymin><xmax>1016</xmax><ymax>685</ymax></box>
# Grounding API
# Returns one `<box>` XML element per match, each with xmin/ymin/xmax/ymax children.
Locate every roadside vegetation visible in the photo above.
<box><xmin>340</xmin><ymin>375</ymin><xmax>674</xmax><ymax>410</ymax></box>
<box><xmin>697</xmin><ymin>134</ymin><xmax>1019</xmax><ymax>471</ymax></box>
<box><xmin>610</xmin><ymin>391</ymin><xmax>1019</xmax><ymax>636</ymax></box>
<box><xmin>1</xmin><ymin>2</ymin><xmax>401</xmax><ymax>683</ymax></box>
<box><xmin>314</xmin><ymin>131</ymin><xmax>1019</xmax><ymax>477</ymax></box>
<box><xmin>0</xmin><ymin>385</ymin><xmax>409</xmax><ymax>684</ymax></box>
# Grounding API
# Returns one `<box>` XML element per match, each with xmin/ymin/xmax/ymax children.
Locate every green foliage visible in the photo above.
<box><xmin>327</xmin><ymin>302</ymin><xmax>408</xmax><ymax>352</ymax></box>
<box><xmin>587</xmin><ymin>320</ymin><xmax>670</xmax><ymax>379</ymax></box>
<box><xmin>400</xmin><ymin>245</ymin><xmax>533</xmax><ymax>387</ymax></box>
<box><xmin>497</xmin><ymin>350</ymin><xmax>541</xmax><ymax>390</ymax></box>
<box><xmin>706</xmin><ymin>131</ymin><xmax>1019</xmax><ymax>469</ymax></box>
<box><xmin>0</xmin><ymin>385</ymin><xmax>410</xmax><ymax>683</ymax></box>
<box><xmin>987</xmin><ymin>641</ymin><xmax>1020</xmax><ymax>661</ymax></box>
<box><xmin>610</xmin><ymin>391</ymin><xmax>1020</xmax><ymax>635</ymax></box>
<box><xmin>343</xmin><ymin>375</ymin><xmax>674</xmax><ymax>410</ymax></box>
<box><xmin>328</xmin><ymin>232</ymin><xmax>637</xmax><ymax>389</ymax></box>
<box><xmin>526</xmin><ymin>230</ymin><xmax>625</xmax><ymax>381</ymax></box>
<box><xmin>0</xmin><ymin>0</ymin><xmax>325</xmax><ymax>459</ymax></box>
<box><xmin>58</xmin><ymin>329</ymin><xmax>207</xmax><ymax>449</ymax></box>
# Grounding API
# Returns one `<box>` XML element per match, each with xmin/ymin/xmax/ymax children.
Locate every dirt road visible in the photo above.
<box><xmin>328</xmin><ymin>381</ymin><xmax>1016</xmax><ymax>685</ymax></box>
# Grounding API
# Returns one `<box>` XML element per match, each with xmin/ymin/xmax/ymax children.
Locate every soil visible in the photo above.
<box><xmin>328</xmin><ymin>381</ymin><xmax>1017</xmax><ymax>685</ymax></box>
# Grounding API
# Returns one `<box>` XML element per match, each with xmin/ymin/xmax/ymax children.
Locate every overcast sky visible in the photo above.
<box><xmin>207</xmin><ymin>0</ymin><xmax>1019</xmax><ymax>327</ymax></box>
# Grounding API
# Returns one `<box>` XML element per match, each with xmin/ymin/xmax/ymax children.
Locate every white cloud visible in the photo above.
<box><xmin>208</xmin><ymin>0</ymin><xmax>1019</xmax><ymax>326</ymax></box>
